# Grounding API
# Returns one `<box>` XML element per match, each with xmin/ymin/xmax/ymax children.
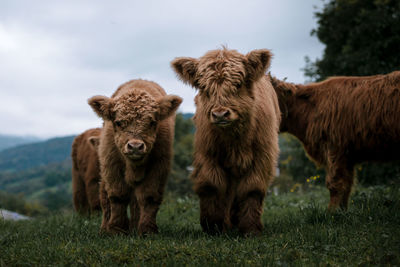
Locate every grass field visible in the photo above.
<box><xmin>1</xmin><ymin>185</ymin><xmax>399</xmax><ymax>266</ymax></box>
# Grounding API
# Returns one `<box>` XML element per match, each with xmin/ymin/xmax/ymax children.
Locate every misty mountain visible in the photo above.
<box><xmin>0</xmin><ymin>136</ymin><xmax>75</xmax><ymax>172</ymax></box>
<box><xmin>0</xmin><ymin>134</ymin><xmax>41</xmax><ymax>152</ymax></box>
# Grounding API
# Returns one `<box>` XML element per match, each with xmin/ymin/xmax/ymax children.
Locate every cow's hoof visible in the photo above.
<box><xmin>138</xmin><ymin>224</ymin><xmax>158</xmax><ymax>236</ymax></box>
<box><xmin>239</xmin><ymin>222</ymin><xmax>263</xmax><ymax>237</ymax></box>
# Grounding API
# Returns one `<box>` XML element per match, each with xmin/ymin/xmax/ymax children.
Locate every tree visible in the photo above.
<box><xmin>167</xmin><ymin>113</ymin><xmax>195</xmax><ymax>195</ymax></box>
<box><xmin>304</xmin><ymin>0</ymin><xmax>400</xmax><ymax>81</ymax></box>
<box><xmin>279</xmin><ymin>134</ymin><xmax>325</xmax><ymax>184</ymax></box>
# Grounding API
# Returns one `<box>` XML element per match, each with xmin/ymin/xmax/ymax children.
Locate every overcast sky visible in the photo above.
<box><xmin>0</xmin><ymin>0</ymin><xmax>324</xmax><ymax>138</ymax></box>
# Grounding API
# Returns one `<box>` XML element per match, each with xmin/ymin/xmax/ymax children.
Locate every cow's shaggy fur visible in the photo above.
<box><xmin>88</xmin><ymin>80</ymin><xmax>182</xmax><ymax>235</ymax></box>
<box><xmin>270</xmin><ymin>71</ymin><xmax>400</xmax><ymax>210</ymax></box>
<box><xmin>171</xmin><ymin>48</ymin><xmax>280</xmax><ymax>235</ymax></box>
<box><xmin>71</xmin><ymin>128</ymin><xmax>102</xmax><ymax>215</ymax></box>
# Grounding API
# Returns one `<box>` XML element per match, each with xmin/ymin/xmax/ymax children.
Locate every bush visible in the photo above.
<box><xmin>0</xmin><ymin>191</ymin><xmax>47</xmax><ymax>216</ymax></box>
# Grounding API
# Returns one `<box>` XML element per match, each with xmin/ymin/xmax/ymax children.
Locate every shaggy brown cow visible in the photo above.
<box><xmin>171</xmin><ymin>48</ymin><xmax>280</xmax><ymax>235</ymax></box>
<box><xmin>71</xmin><ymin>128</ymin><xmax>102</xmax><ymax>215</ymax></box>
<box><xmin>270</xmin><ymin>71</ymin><xmax>400</xmax><ymax>210</ymax></box>
<box><xmin>88</xmin><ymin>79</ymin><xmax>182</xmax><ymax>235</ymax></box>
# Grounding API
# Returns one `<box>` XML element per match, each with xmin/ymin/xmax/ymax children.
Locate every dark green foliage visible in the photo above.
<box><xmin>279</xmin><ymin>134</ymin><xmax>326</xmax><ymax>184</ymax></box>
<box><xmin>304</xmin><ymin>0</ymin><xmax>400</xmax><ymax>81</ymax></box>
<box><xmin>0</xmin><ymin>191</ymin><xmax>47</xmax><ymax>216</ymax></box>
<box><xmin>0</xmin><ymin>135</ymin><xmax>75</xmax><ymax>172</ymax></box>
<box><xmin>356</xmin><ymin>162</ymin><xmax>400</xmax><ymax>185</ymax></box>
<box><xmin>0</xmin><ymin>186</ymin><xmax>399</xmax><ymax>266</ymax></box>
<box><xmin>39</xmin><ymin>185</ymin><xmax>72</xmax><ymax>211</ymax></box>
<box><xmin>0</xmin><ymin>160</ymin><xmax>72</xmax><ymax>214</ymax></box>
<box><xmin>167</xmin><ymin>113</ymin><xmax>195</xmax><ymax>196</ymax></box>
<box><xmin>0</xmin><ymin>160</ymin><xmax>71</xmax><ymax>195</ymax></box>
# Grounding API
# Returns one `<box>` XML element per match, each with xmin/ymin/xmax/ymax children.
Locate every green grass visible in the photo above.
<box><xmin>1</xmin><ymin>186</ymin><xmax>399</xmax><ymax>266</ymax></box>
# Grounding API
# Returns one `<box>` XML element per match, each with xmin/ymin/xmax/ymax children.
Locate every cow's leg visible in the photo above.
<box><xmin>236</xmin><ymin>188</ymin><xmax>265</xmax><ymax>236</ymax></box>
<box><xmin>230</xmin><ymin>199</ymin><xmax>239</xmax><ymax>228</ymax></box>
<box><xmin>340</xmin><ymin>178</ymin><xmax>354</xmax><ymax>209</ymax></box>
<box><xmin>132</xmin><ymin>158</ymin><xmax>169</xmax><ymax>236</ymax></box>
<box><xmin>223</xmin><ymin>179</ymin><xmax>238</xmax><ymax>231</ymax></box>
<box><xmin>326</xmin><ymin>153</ymin><xmax>354</xmax><ymax>211</ymax></box>
<box><xmin>129</xmin><ymin>193</ymin><xmax>140</xmax><ymax>232</ymax></box>
<box><xmin>99</xmin><ymin>180</ymin><xmax>111</xmax><ymax>232</ymax></box>
<box><xmin>196</xmin><ymin>184</ymin><xmax>227</xmax><ymax>235</ymax></box>
<box><xmin>85</xmin><ymin>177</ymin><xmax>101</xmax><ymax>214</ymax></box>
<box><xmin>134</xmin><ymin>185</ymin><xmax>165</xmax><ymax>236</ymax></box>
<box><xmin>234</xmin><ymin>156</ymin><xmax>272</xmax><ymax>236</ymax></box>
<box><xmin>103</xmin><ymin>180</ymin><xmax>131</xmax><ymax>235</ymax></box>
<box><xmin>193</xmin><ymin>162</ymin><xmax>227</xmax><ymax>235</ymax></box>
<box><xmin>72</xmin><ymin>168</ymin><xmax>89</xmax><ymax>215</ymax></box>
<box><xmin>192</xmin><ymin>162</ymin><xmax>231</xmax><ymax>234</ymax></box>
<box><xmin>135</xmin><ymin>190</ymin><xmax>162</xmax><ymax>235</ymax></box>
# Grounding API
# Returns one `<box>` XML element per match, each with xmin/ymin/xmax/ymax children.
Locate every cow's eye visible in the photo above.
<box><xmin>114</xmin><ymin>120</ymin><xmax>123</xmax><ymax>128</ymax></box>
<box><xmin>150</xmin><ymin>120</ymin><xmax>157</xmax><ymax>128</ymax></box>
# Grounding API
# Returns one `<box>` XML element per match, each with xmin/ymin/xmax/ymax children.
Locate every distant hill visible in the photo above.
<box><xmin>0</xmin><ymin>135</ymin><xmax>74</xmax><ymax>212</ymax></box>
<box><xmin>182</xmin><ymin>113</ymin><xmax>194</xmax><ymax>120</ymax></box>
<box><xmin>0</xmin><ymin>134</ymin><xmax>41</xmax><ymax>152</ymax></box>
<box><xmin>0</xmin><ymin>136</ymin><xmax>75</xmax><ymax>172</ymax></box>
<box><xmin>0</xmin><ymin>159</ymin><xmax>72</xmax><ymax>212</ymax></box>
<box><xmin>0</xmin><ymin>113</ymin><xmax>195</xmax><ymax>212</ymax></box>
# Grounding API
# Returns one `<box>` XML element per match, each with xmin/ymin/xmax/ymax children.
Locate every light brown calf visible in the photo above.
<box><xmin>88</xmin><ymin>79</ymin><xmax>182</xmax><ymax>235</ymax></box>
<box><xmin>172</xmin><ymin>48</ymin><xmax>280</xmax><ymax>235</ymax></box>
<box><xmin>270</xmin><ymin>71</ymin><xmax>400</xmax><ymax>210</ymax></box>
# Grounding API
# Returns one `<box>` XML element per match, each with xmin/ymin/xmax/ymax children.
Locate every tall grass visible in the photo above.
<box><xmin>1</xmin><ymin>185</ymin><xmax>399</xmax><ymax>266</ymax></box>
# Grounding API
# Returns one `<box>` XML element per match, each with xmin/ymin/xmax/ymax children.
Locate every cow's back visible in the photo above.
<box><xmin>72</xmin><ymin>128</ymin><xmax>101</xmax><ymax>177</ymax></box>
<box><xmin>305</xmin><ymin>71</ymin><xmax>400</xmax><ymax>162</ymax></box>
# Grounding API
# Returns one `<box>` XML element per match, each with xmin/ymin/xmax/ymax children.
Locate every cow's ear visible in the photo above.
<box><xmin>269</xmin><ymin>73</ymin><xmax>295</xmax><ymax>97</ymax></box>
<box><xmin>171</xmin><ymin>57</ymin><xmax>199</xmax><ymax>87</ymax></box>
<box><xmin>88</xmin><ymin>136</ymin><xmax>100</xmax><ymax>150</ymax></box>
<box><xmin>88</xmin><ymin>95</ymin><xmax>114</xmax><ymax>121</ymax></box>
<box><xmin>245</xmin><ymin>49</ymin><xmax>272</xmax><ymax>84</ymax></box>
<box><xmin>157</xmin><ymin>95</ymin><xmax>183</xmax><ymax>121</ymax></box>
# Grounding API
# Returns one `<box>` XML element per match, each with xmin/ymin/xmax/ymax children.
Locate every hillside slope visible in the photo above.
<box><xmin>0</xmin><ymin>134</ymin><xmax>40</xmax><ymax>152</ymax></box>
<box><xmin>0</xmin><ymin>135</ymin><xmax>75</xmax><ymax>172</ymax></box>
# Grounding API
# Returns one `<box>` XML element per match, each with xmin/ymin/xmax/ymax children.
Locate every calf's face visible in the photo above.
<box><xmin>88</xmin><ymin>91</ymin><xmax>181</xmax><ymax>163</ymax></box>
<box><xmin>171</xmin><ymin>48</ymin><xmax>271</xmax><ymax>128</ymax></box>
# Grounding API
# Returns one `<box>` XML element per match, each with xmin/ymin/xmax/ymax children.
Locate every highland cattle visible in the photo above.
<box><xmin>71</xmin><ymin>128</ymin><xmax>102</xmax><ymax>215</ymax></box>
<box><xmin>171</xmin><ymin>48</ymin><xmax>280</xmax><ymax>235</ymax></box>
<box><xmin>270</xmin><ymin>71</ymin><xmax>400</xmax><ymax>210</ymax></box>
<box><xmin>88</xmin><ymin>79</ymin><xmax>182</xmax><ymax>235</ymax></box>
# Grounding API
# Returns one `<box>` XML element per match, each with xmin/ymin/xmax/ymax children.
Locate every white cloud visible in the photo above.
<box><xmin>0</xmin><ymin>0</ymin><xmax>324</xmax><ymax>138</ymax></box>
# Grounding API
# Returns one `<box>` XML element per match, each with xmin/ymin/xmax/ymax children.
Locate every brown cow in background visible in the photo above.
<box><xmin>270</xmin><ymin>71</ymin><xmax>400</xmax><ymax>210</ymax></box>
<box><xmin>71</xmin><ymin>128</ymin><xmax>101</xmax><ymax>215</ymax></box>
<box><xmin>88</xmin><ymin>79</ymin><xmax>182</xmax><ymax>235</ymax></box>
<box><xmin>171</xmin><ymin>48</ymin><xmax>280</xmax><ymax>236</ymax></box>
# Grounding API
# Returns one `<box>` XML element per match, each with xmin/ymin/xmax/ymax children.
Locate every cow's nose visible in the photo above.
<box><xmin>211</xmin><ymin>109</ymin><xmax>230</xmax><ymax>120</ymax></box>
<box><xmin>126</xmin><ymin>141</ymin><xmax>145</xmax><ymax>153</ymax></box>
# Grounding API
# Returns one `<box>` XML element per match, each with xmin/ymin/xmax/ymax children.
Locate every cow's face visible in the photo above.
<box><xmin>269</xmin><ymin>74</ymin><xmax>297</xmax><ymax>132</ymax></box>
<box><xmin>171</xmin><ymin>48</ymin><xmax>271</xmax><ymax>129</ymax></box>
<box><xmin>88</xmin><ymin>91</ymin><xmax>181</xmax><ymax>163</ymax></box>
